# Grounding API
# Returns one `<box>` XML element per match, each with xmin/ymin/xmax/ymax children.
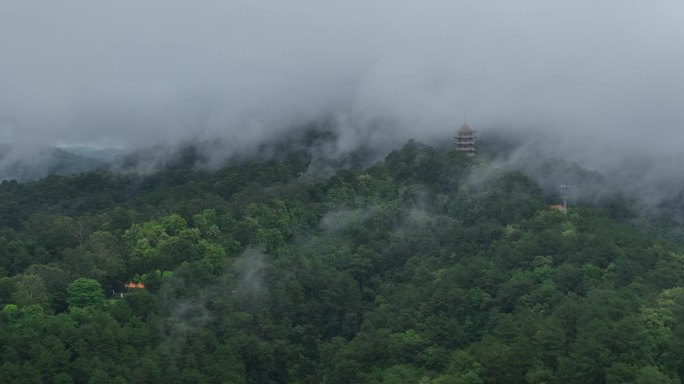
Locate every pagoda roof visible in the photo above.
<box><xmin>458</xmin><ymin>122</ymin><xmax>473</xmax><ymax>133</ymax></box>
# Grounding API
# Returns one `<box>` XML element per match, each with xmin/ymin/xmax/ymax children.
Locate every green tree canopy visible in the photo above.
<box><xmin>66</xmin><ymin>278</ymin><xmax>104</xmax><ymax>309</ymax></box>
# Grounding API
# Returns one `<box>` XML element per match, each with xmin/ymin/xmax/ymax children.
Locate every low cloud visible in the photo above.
<box><xmin>2</xmin><ymin>1</ymin><xmax>684</xmax><ymax>208</ymax></box>
<box><xmin>1</xmin><ymin>1</ymin><xmax>683</xmax><ymax>153</ymax></box>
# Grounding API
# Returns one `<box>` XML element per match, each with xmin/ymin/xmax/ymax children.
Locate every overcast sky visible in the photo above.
<box><xmin>1</xmin><ymin>1</ymin><xmax>683</xmax><ymax>163</ymax></box>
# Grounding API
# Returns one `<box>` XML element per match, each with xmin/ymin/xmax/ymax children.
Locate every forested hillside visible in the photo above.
<box><xmin>1</xmin><ymin>140</ymin><xmax>684</xmax><ymax>383</ymax></box>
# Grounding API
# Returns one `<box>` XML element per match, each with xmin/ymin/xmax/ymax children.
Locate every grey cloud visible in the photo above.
<box><xmin>1</xmin><ymin>0</ymin><xmax>683</xmax><ymax>171</ymax></box>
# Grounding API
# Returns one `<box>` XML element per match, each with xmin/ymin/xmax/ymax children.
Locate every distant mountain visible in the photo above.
<box><xmin>59</xmin><ymin>146</ymin><xmax>128</xmax><ymax>160</ymax></box>
<box><xmin>0</xmin><ymin>143</ymin><xmax>104</xmax><ymax>181</ymax></box>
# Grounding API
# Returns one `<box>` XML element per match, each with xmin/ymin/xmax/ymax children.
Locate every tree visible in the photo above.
<box><xmin>66</xmin><ymin>278</ymin><xmax>104</xmax><ymax>309</ymax></box>
<box><xmin>11</xmin><ymin>273</ymin><xmax>49</xmax><ymax>309</ymax></box>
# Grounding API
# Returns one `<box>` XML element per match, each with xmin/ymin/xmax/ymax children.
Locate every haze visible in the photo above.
<box><xmin>1</xmin><ymin>1</ymin><xmax>684</xmax><ymax>168</ymax></box>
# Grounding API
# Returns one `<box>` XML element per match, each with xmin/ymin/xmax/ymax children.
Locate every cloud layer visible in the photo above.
<box><xmin>1</xmin><ymin>1</ymin><xmax>683</xmax><ymax>169</ymax></box>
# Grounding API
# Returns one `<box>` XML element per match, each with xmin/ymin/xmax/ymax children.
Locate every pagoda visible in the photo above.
<box><xmin>455</xmin><ymin>122</ymin><xmax>477</xmax><ymax>156</ymax></box>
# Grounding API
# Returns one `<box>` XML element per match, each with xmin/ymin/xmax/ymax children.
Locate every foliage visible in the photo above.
<box><xmin>0</xmin><ymin>140</ymin><xmax>683</xmax><ymax>383</ymax></box>
<box><xmin>66</xmin><ymin>278</ymin><xmax>104</xmax><ymax>309</ymax></box>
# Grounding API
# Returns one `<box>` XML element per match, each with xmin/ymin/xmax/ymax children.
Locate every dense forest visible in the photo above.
<box><xmin>1</xmin><ymin>138</ymin><xmax>684</xmax><ymax>384</ymax></box>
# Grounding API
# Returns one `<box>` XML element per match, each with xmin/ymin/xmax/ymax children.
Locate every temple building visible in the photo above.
<box><xmin>455</xmin><ymin>122</ymin><xmax>477</xmax><ymax>156</ymax></box>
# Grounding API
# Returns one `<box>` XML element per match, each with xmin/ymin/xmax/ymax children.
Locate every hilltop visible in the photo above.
<box><xmin>0</xmin><ymin>140</ymin><xmax>683</xmax><ymax>383</ymax></box>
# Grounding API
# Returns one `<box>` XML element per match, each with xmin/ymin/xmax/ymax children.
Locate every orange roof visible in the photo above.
<box><xmin>125</xmin><ymin>282</ymin><xmax>145</xmax><ymax>289</ymax></box>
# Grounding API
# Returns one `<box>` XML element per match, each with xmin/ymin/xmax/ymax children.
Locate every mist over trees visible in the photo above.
<box><xmin>2</xmin><ymin>1</ymin><xmax>684</xmax><ymax>383</ymax></box>
<box><xmin>1</xmin><ymin>139</ymin><xmax>684</xmax><ymax>383</ymax></box>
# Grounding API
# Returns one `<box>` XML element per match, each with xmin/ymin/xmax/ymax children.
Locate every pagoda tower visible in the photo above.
<box><xmin>455</xmin><ymin>122</ymin><xmax>477</xmax><ymax>156</ymax></box>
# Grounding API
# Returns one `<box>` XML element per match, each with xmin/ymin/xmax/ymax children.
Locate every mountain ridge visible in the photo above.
<box><xmin>0</xmin><ymin>143</ymin><xmax>104</xmax><ymax>181</ymax></box>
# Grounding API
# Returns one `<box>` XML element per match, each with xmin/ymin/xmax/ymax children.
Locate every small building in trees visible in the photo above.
<box><xmin>548</xmin><ymin>204</ymin><xmax>567</xmax><ymax>213</ymax></box>
<box><xmin>125</xmin><ymin>281</ymin><xmax>145</xmax><ymax>289</ymax></box>
<box><xmin>455</xmin><ymin>122</ymin><xmax>477</xmax><ymax>156</ymax></box>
